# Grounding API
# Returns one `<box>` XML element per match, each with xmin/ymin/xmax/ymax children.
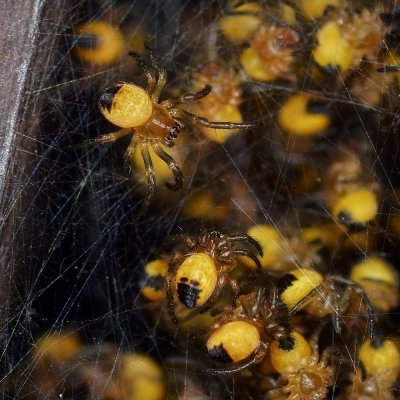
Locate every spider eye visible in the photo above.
<box><xmin>99</xmin><ymin>83</ymin><xmax>153</xmax><ymax>128</ymax></box>
<box><xmin>175</xmin><ymin>253</ymin><xmax>217</xmax><ymax>308</ymax></box>
<box><xmin>270</xmin><ymin>332</ymin><xmax>312</xmax><ymax>374</ymax></box>
<box><xmin>207</xmin><ymin>321</ymin><xmax>260</xmax><ymax>363</ymax></box>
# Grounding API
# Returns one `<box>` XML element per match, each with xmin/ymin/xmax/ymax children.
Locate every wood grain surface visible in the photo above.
<box><xmin>0</xmin><ymin>0</ymin><xmax>47</xmax><ymax>384</ymax></box>
<box><xmin>0</xmin><ymin>0</ymin><xmax>42</xmax><ymax>200</ymax></box>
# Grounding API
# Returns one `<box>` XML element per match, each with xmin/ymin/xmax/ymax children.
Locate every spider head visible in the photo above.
<box><xmin>163</xmin><ymin>123</ymin><xmax>181</xmax><ymax>147</ymax></box>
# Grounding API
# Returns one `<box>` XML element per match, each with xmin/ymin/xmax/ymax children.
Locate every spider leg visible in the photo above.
<box><xmin>166</xmin><ymin>274</ymin><xmax>179</xmax><ymax>325</ymax></box>
<box><xmin>319</xmin><ymin>346</ymin><xmax>332</xmax><ymax>367</ymax></box>
<box><xmin>287</xmin><ymin>286</ymin><xmax>320</xmax><ymax>315</ymax></box>
<box><xmin>170</xmin><ymin>108</ymin><xmax>260</xmax><ymax>129</ymax></box>
<box><xmin>333</xmin><ymin>276</ymin><xmax>376</xmax><ymax>340</ymax></box>
<box><xmin>230</xmin><ymin>249</ymin><xmax>262</xmax><ymax>270</ymax></box>
<box><xmin>144</xmin><ymin>43</ymin><xmax>167</xmax><ymax>102</ymax></box>
<box><xmin>377</xmin><ymin>65</ymin><xmax>400</xmax><ymax>72</ymax></box>
<box><xmin>207</xmin><ymin>345</ymin><xmax>267</xmax><ymax>375</ymax></box>
<box><xmin>251</xmin><ymin>285</ymin><xmax>265</xmax><ymax>317</ymax></box>
<box><xmin>270</xmin><ymin>284</ymin><xmax>279</xmax><ymax>310</ymax></box>
<box><xmin>162</xmin><ymin>233</ymin><xmax>185</xmax><ymax>246</ymax></box>
<box><xmin>123</xmin><ymin>136</ymin><xmax>138</xmax><ymax>175</ymax></box>
<box><xmin>229</xmin><ymin>278</ymin><xmax>239</xmax><ymax>304</ymax></box>
<box><xmin>228</xmin><ymin>234</ymin><xmax>263</xmax><ymax>256</ymax></box>
<box><xmin>151</xmin><ymin>139</ymin><xmax>183</xmax><ymax>191</ymax></box>
<box><xmin>128</xmin><ymin>51</ymin><xmax>157</xmax><ymax>95</ymax></box>
<box><xmin>308</xmin><ymin>322</ymin><xmax>324</xmax><ymax>354</ymax></box>
<box><xmin>267</xmin><ymin>384</ymin><xmax>292</xmax><ymax>399</ymax></box>
<box><xmin>332</xmin><ymin>297</ymin><xmax>342</xmax><ymax>335</ymax></box>
<box><xmin>162</xmin><ymin>234</ymin><xmax>196</xmax><ymax>253</ymax></box>
<box><xmin>161</xmin><ymin>85</ymin><xmax>212</xmax><ymax>109</ymax></box>
<box><xmin>139</xmin><ymin>138</ymin><xmax>157</xmax><ymax>210</ymax></box>
<box><xmin>76</xmin><ymin>128</ymin><xmax>131</xmax><ymax>149</ymax></box>
<box><xmin>353</xmin><ymin>290</ymin><xmax>375</xmax><ymax>340</ymax></box>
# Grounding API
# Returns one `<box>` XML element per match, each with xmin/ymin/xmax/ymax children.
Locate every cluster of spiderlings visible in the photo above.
<box><xmin>133</xmin><ymin>1</ymin><xmax>400</xmax><ymax>398</ymax></box>
<box><xmin>139</xmin><ymin>225</ymin><xmax>400</xmax><ymax>397</ymax></box>
<box><xmin>20</xmin><ymin>0</ymin><xmax>400</xmax><ymax>399</ymax></box>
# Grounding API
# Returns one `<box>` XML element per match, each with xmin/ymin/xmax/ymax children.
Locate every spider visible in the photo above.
<box><xmin>164</xmin><ymin>229</ymin><xmax>263</xmax><ymax>323</ymax></box>
<box><xmin>62</xmin><ymin>344</ymin><xmax>165</xmax><ymax>400</ymax></box>
<box><xmin>205</xmin><ymin>282</ymin><xmax>334</xmax><ymax>395</ymax></box>
<box><xmin>349</xmin><ymin>256</ymin><xmax>399</xmax><ymax>313</ymax></box>
<box><xmin>277</xmin><ymin>268</ymin><xmax>376</xmax><ymax>340</ymax></box>
<box><xmin>82</xmin><ymin>44</ymin><xmax>257</xmax><ymax>208</ymax></box>
<box><xmin>267</xmin><ymin>327</ymin><xmax>333</xmax><ymax>400</ymax></box>
<box><xmin>344</xmin><ymin>336</ymin><xmax>400</xmax><ymax>400</ymax></box>
<box><xmin>313</xmin><ymin>8</ymin><xmax>385</xmax><ymax>75</ymax></box>
<box><xmin>323</xmin><ymin>150</ymin><xmax>380</xmax><ymax>231</ymax></box>
<box><xmin>205</xmin><ymin>282</ymin><xmax>293</xmax><ymax>374</ymax></box>
<box><xmin>25</xmin><ymin>330</ymin><xmax>83</xmax><ymax>398</ymax></box>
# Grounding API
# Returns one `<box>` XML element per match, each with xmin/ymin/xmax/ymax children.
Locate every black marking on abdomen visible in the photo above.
<box><xmin>177</xmin><ymin>278</ymin><xmax>201</xmax><ymax>308</ymax></box>
<box><xmin>337</xmin><ymin>211</ymin><xmax>366</xmax><ymax>232</ymax></box>
<box><xmin>276</xmin><ymin>273</ymin><xmax>298</xmax><ymax>309</ymax></box>
<box><xmin>277</xmin><ymin>335</ymin><xmax>295</xmax><ymax>351</ymax></box>
<box><xmin>146</xmin><ymin>274</ymin><xmax>165</xmax><ymax>291</ymax></box>
<box><xmin>99</xmin><ymin>85</ymin><xmax>121</xmax><ymax>112</ymax></box>
<box><xmin>208</xmin><ymin>343</ymin><xmax>233</xmax><ymax>363</ymax></box>
<box><xmin>277</xmin><ymin>274</ymin><xmax>297</xmax><ymax>294</ymax></box>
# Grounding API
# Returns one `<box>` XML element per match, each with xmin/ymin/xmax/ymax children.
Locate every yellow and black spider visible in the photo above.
<box><xmin>82</xmin><ymin>44</ymin><xmax>257</xmax><ymax>208</ymax></box>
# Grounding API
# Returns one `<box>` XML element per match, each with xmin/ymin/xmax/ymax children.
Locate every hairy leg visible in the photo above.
<box><xmin>123</xmin><ymin>136</ymin><xmax>138</xmax><ymax>175</ymax></box>
<box><xmin>144</xmin><ymin>43</ymin><xmax>167</xmax><ymax>102</ymax></box>
<box><xmin>140</xmin><ymin>138</ymin><xmax>157</xmax><ymax>209</ymax></box>
<box><xmin>161</xmin><ymin>85</ymin><xmax>212</xmax><ymax>109</ymax></box>
<box><xmin>77</xmin><ymin>128</ymin><xmax>131</xmax><ymax>149</ymax></box>
<box><xmin>129</xmin><ymin>51</ymin><xmax>157</xmax><ymax>95</ymax></box>
<box><xmin>151</xmin><ymin>139</ymin><xmax>183</xmax><ymax>191</ymax></box>
<box><xmin>170</xmin><ymin>108</ymin><xmax>259</xmax><ymax>129</ymax></box>
<box><xmin>228</xmin><ymin>234</ymin><xmax>263</xmax><ymax>256</ymax></box>
<box><xmin>207</xmin><ymin>345</ymin><xmax>267</xmax><ymax>375</ymax></box>
<box><xmin>334</xmin><ymin>276</ymin><xmax>376</xmax><ymax>340</ymax></box>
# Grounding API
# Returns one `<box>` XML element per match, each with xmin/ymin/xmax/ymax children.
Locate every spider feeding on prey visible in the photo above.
<box><xmin>81</xmin><ymin>44</ymin><xmax>258</xmax><ymax>209</ymax></box>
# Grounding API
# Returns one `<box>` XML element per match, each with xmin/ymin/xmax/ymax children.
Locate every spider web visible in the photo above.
<box><xmin>1</xmin><ymin>0</ymin><xmax>400</xmax><ymax>399</ymax></box>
